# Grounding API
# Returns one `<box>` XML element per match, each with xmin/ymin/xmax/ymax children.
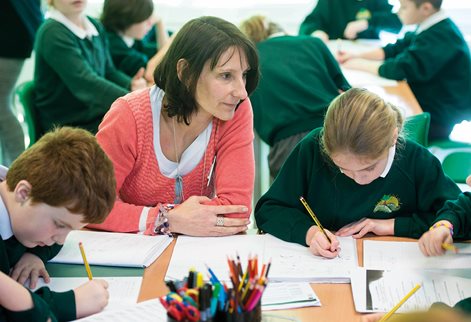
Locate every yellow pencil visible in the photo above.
<box><xmin>79</xmin><ymin>242</ymin><xmax>93</xmax><ymax>280</ymax></box>
<box><xmin>442</xmin><ymin>243</ymin><xmax>458</xmax><ymax>253</ymax></box>
<box><xmin>299</xmin><ymin>196</ymin><xmax>332</xmax><ymax>244</ymax></box>
<box><xmin>379</xmin><ymin>284</ymin><xmax>421</xmax><ymax>322</ymax></box>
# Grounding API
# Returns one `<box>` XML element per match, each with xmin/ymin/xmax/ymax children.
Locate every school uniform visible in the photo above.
<box><xmin>379</xmin><ymin>12</ymin><xmax>471</xmax><ymax>140</ymax></box>
<box><xmin>250</xmin><ymin>35</ymin><xmax>349</xmax><ymax>177</ymax></box>
<box><xmin>299</xmin><ymin>0</ymin><xmax>402</xmax><ymax>39</ymax></box>
<box><xmin>34</xmin><ymin>9</ymin><xmax>131</xmax><ymax>134</ymax></box>
<box><xmin>106</xmin><ymin>27</ymin><xmax>158</xmax><ymax>77</ymax></box>
<box><xmin>255</xmin><ymin>128</ymin><xmax>461</xmax><ymax>247</ymax></box>
<box><xmin>0</xmin><ymin>167</ymin><xmax>73</xmax><ymax>322</ymax></box>
<box><xmin>432</xmin><ymin>192</ymin><xmax>471</xmax><ymax>240</ymax></box>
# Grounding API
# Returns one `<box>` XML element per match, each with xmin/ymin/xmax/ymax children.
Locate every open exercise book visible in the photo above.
<box><xmin>31</xmin><ymin>276</ymin><xmax>142</xmax><ymax>313</ymax></box>
<box><xmin>49</xmin><ymin>231</ymin><xmax>173</xmax><ymax>267</ymax></box>
<box><xmin>165</xmin><ymin>234</ymin><xmax>357</xmax><ymax>283</ymax></box>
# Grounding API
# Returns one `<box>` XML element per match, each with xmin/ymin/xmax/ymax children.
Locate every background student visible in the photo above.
<box><xmin>88</xmin><ymin>16</ymin><xmax>259</xmax><ymax>237</ymax></box>
<box><xmin>418</xmin><ymin>174</ymin><xmax>471</xmax><ymax>256</ymax></box>
<box><xmin>0</xmin><ymin>127</ymin><xmax>116</xmax><ymax>321</ymax></box>
<box><xmin>338</xmin><ymin>0</ymin><xmax>471</xmax><ymax>141</ymax></box>
<box><xmin>299</xmin><ymin>0</ymin><xmax>402</xmax><ymax>41</ymax></box>
<box><xmin>240</xmin><ymin>15</ymin><xmax>350</xmax><ymax>179</ymax></box>
<box><xmin>101</xmin><ymin>0</ymin><xmax>170</xmax><ymax>83</ymax></box>
<box><xmin>34</xmin><ymin>0</ymin><xmax>147</xmax><ymax>135</ymax></box>
<box><xmin>0</xmin><ymin>0</ymin><xmax>43</xmax><ymax>165</ymax></box>
<box><xmin>255</xmin><ymin>88</ymin><xmax>460</xmax><ymax>258</ymax></box>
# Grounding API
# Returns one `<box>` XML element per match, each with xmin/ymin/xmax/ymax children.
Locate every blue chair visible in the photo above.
<box><xmin>403</xmin><ymin>112</ymin><xmax>430</xmax><ymax>146</ymax></box>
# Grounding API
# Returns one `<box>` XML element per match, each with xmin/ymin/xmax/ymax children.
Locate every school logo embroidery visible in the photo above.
<box><xmin>374</xmin><ymin>195</ymin><xmax>400</xmax><ymax>213</ymax></box>
<box><xmin>356</xmin><ymin>8</ymin><xmax>372</xmax><ymax>20</ymax></box>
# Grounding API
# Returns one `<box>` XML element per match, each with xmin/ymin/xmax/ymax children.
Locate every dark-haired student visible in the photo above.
<box><xmin>339</xmin><ymin>0</ymin><xmax>471</xmax><ymax>140</ymax></box>
<box><xmin>101</xmin><ymin>0</ymin><xmax>170</xmax><ymax>82</ymax></box>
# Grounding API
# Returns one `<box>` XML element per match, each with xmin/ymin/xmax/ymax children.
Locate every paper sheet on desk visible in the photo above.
<box><xmin>165</xmin><ymin>234</ymin><xmax>357</xmax><ymax>283</ymax></box>
<box><xmin>363</xmin><ymin>240</ymin><xmax>471</xmax><ymax>270</ymax></box>
<box><xmin>351</xmin><ymin>268</ymin><xmax>471</xmax><ymax>313</ymax></box>
<box><xmin>74</xmin><ymin>299</ymin><xmax>166</xmax><ymax>322</ymax></box>
<box><xmin>49</xmin><ymin>230</ymin><xmax>173</xmax><ymax>267</ymax></box>
<box><xmin>31</xmin><ymin>276</ymin><xmax>142</xmax><ymax>312</ymax></box>
<box><xmin>341</xmin><ymin>69</ymin><xmax>398</xmax><ymax>87</ymax></box>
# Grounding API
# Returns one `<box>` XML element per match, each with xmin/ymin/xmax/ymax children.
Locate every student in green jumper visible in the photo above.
<box><xmin>299</xmin><ymin>0</ymin><xmax>402</xmax><ymax>41</ymax></box>
<box><xmin>0</xmin><ymin>127</ymin><xmax>116</xmax><ymax>321</ymax></box>
<box><xmin>34</xmin><ymin>0</ymin><xmax>147</xmax><ymax>135</ymax></box>
<box><xmin>240</xmin><ymin>15</ymin><xmax>350</xmax><ymax>179</ymax></box>
<box><xmin>101</xmin><ymin>0</ymin><xmax>170</xmax><ymax>83</ymax></box>
<box><xmin>361</xmin><ymin>179</ymin><xmax>471</xmax><ymax>321</ymax></box>
<box><xmin>255</xmin><ymin>88</ymin><xmax>461</xmax><ymax>258</ymax></box>
<box><xmin>339</xmin><ymin>0</ymin><xmax>471</xmax><ymax>140</ymax></box>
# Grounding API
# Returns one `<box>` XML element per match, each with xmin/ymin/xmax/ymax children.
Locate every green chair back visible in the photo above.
<box><xmin>442</xmin><ymin>151</ymin><xmax>471</xmax><ymax>183</ymax></box>
<box><xmin>15</xmin><ymin>81</ymin><xmax>39</xmax><ymax>146</ymax></box>
<box><xmin>403</xmin><ymin>112</ymin><xmax>430</xmax><ymax>146</ymax></box>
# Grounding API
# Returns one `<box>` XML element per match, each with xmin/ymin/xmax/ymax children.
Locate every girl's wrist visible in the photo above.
<box><xmin>429</xmin><ymin>220</ymin><xmax>454</xmax><ymax>236</ymax></box>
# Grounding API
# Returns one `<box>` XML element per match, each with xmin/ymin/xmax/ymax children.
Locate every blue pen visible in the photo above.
<box><xmin>206</xmin><ymin>264</ymin><xmax>221</xmax><ymax>284</ymax></box>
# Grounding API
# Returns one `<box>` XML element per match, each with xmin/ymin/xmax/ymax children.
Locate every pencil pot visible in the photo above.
<box><xmin>215</xmin><ymin>302</ymin><xmax>261</xmax><ymax>322</ymax></box>
<box><xmin>167</xmin><ymin>302</ymin><xmax>261</xmax><ymax>322</ymax></box>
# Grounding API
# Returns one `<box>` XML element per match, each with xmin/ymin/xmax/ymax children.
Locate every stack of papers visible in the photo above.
<box><xmin>165</xmin><ymin>234</ymin><xmax>357</xmax><ymax>283</ymax></box>
<box><xmin>262</xmin><ymin>282</ymin><xmax>321</xmax><ymax>310</ymax></box>
<box><xmin>49</xmin><ymin>231</ymin><xmax>173</xmax><ymax>267</ymax></box>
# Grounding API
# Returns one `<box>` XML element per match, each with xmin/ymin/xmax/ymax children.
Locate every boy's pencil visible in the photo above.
<box><xmin>379</xmin><ymin>284</ymin><xmax>421</xmax><ymax>322</ymax></box>
<box><xmin>299</xmin><ymin>196</ymin><xmax>332</xmax><ymax>244</ymax></box>
<box><xmin>78</xmin><ymin>242</ymin><xmax>93</xmax><ymax>280</ymax></box>
<box><xmin>442</xmin><ymin>242</ymin><xmax>458</xmax><ymax>253</ymax></box>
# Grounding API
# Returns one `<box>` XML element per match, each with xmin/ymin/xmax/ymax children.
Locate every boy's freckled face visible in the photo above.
<box><xmin>11</xmin><ymin>202</ymin><xmax>86</xmax><ymax>248</ymax></box>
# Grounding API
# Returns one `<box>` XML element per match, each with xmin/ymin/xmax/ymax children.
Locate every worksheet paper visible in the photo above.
<box><xmin>363</xmin><ymin>240</ymin><xmax>471</xmax><ymax>270</ymax></box>
<box><xmin>262</xmin><ymin>282</ymin><xmax>321</xmax><ymax>310</ymax></box>
<box><xmin>32</xmin><ymin>276</ymin><xmax>142</xmax><ymax>312</ymax></box>
<box><xmin>49</xmin><ymin>230</ymin><xmax>173</xmax><ymax>267</ymax></box>
<box><xmin>74</xmin><ymin>299</ymin><xmax>166</xmax><ymax>322</ymax></box>
<box><xmin>165</xmin><ymin>234</ymin><xmax>357</xmax><ymax>283</ymax></box>
<box><xmin>351</xmin><ymin>268</ymin><xmax>471</xmax><ymax>313</ymax></box>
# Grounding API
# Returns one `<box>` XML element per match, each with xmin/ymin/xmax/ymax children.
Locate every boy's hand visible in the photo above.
<box><xmin>344</xmin><ymin>20</ymin><xmax>368</xmax><ymax>39</ymax></box>
<box><xmin>131</xmin><ymin>68</ymin><xmax>147</xmax><ymax>91</ymax></box>
<box><xmin>74</xmin><ymin>279</ymin><xmax>109</xmax><ymax>318</ymax></box>
<box><xmin>10</xmin><ymin>253</ymin><xmax>50</xmax><ymax>289</ymax></box>
<box><xmin>306</xmin><ymin>226</ymin><xmax>340</xmax><ymax>258</ymax></box>
<box><xmin>311</xmin><ymin>30</ymin><xmax>329</xmax><ymax>43</ymax></box>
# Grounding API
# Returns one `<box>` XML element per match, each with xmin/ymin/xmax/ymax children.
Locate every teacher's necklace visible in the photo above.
<box><xmin>172</xmin><ymin>117</ymin><xmax>184</xmax><ymax>204</ymax></box>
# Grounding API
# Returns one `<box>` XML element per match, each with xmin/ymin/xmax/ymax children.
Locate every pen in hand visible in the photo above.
<box><xmin>79</xmin><ymin>242</ymin><xmax>93</xmax><ymax>280</ymax></box>
<box><xmin>299</xmin><ymin>196</ymin><xmax>332</xmax><ymax>244</ymax></box>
